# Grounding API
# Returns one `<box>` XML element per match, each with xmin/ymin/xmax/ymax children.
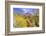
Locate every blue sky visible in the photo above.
<box><xmin>13</xmin><ymin>8</ymin><xmax>39</xmax><ymax>15</ymax></box>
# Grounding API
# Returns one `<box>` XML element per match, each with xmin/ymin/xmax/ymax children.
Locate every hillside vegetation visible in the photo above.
<box><xmin>13</xmin><ymin>14</ymin><xmax>39</xmax><ymax>28</ymax></box>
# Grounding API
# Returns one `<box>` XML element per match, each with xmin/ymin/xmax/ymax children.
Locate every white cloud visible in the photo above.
<box><xmin>23</xmin><ymin>9</ymin><xmax>28</xmax><ymax>13</ymax></box>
